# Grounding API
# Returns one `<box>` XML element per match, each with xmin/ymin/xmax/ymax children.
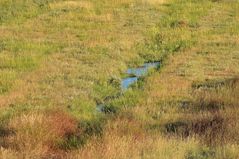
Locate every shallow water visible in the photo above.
<box><xmin>121</xmin><ymin>77</ymin><xmax>138</xmax><ymax>90</ymax></box>
<box><xmin>96</xmin><ymin>104</ymin><xmax>104</xmax><ymax>112</ymax></box>
<box><xmin>121</xmin><ymin>62</ymin><xmax>160</xmax><ymax>90</ymax></box>
<box><xmin>97</xmin><ymin>61</ymin><xmax>160</xmax><ymax>112</ymax></box>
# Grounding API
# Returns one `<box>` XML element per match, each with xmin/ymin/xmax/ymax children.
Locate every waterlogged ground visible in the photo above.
<box><xmin>97</xmin><ymin>61</ymin><xmax>160</xmax><ymax>112</ymax></box>
<box><xmin>0</xmin><ymin>0</ymin><xmax>239</xmax><ymax>158</ymax></box>
<box><xmin>122</xmin><ymin>62</ymin><xmax>160</xmax><ymax>90</ymax></box>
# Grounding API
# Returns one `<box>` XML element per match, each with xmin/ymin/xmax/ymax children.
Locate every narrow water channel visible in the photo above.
<box><xmin>121</xmin><ymin>62</ymin><xmax>160</xmax><ymax>90</ymax></box>
<box><xmin>97</xmin><ymin>61</ymin><xmax>160</xmax><ymax>112</ymax></box>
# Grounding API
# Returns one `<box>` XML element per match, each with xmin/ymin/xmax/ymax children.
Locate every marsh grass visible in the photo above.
<box><xmin>74</xmin><ymin>0</ymin><xmax>239</xmax><ymax>158</ymax></box>
<box><xmin>0</xmin><ymin>0</ymin><xmax>238</xmax><ymax>158</ymax></box>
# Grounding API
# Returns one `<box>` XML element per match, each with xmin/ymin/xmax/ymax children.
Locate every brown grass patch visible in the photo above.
<box><xmin>1</xmin><ymin>109</ymin><xmax>78</xmax><ymax>158</ymax></box>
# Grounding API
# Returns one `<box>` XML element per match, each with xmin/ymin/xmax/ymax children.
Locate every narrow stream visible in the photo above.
<box><xmin>97</xmin><ymin>61</ymin><xmax>160</xmax><ymax>112</ymax></box>
<box><xmin>121</xmin><ymin>62</ymin><xmax>160</xmax><ymax>90</ymax></box>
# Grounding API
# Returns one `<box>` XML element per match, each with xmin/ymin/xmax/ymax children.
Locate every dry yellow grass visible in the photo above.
<box><xmin>70</xmin><ymin>117</ymin><xmax>200</xmax><ymax>159</ymax></box>
<box><xmin>0</xmin><ymin>0</ymin><xmax>238</xmax><ymax>158</ymax></box>
<box><xmin>142</xmin><ymin>0</ymin><xmax>165</xmax><ymax>5</ymax></box>
<box><xmin>49</xmin><ymin>1</ymin><xmax>93</xmax><ymax>10</ymax></box>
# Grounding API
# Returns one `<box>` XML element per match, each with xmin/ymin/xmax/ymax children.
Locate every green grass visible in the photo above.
<box><xmin>0</xmin><ymin>0</ymin><xmax>238</xmax><ymax>158</ymax></box>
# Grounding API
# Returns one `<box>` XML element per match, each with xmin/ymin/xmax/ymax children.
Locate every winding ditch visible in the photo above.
<box><xmin>97</xmin><ymin>61</ymin><xmax>160</xmax><ymax>112</ymax></box>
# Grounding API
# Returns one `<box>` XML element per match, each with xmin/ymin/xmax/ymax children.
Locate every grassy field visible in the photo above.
<box><xmin>0</xmin><ymin>0</ymin><xmax>238</xmax><ymax>158</ymax></box>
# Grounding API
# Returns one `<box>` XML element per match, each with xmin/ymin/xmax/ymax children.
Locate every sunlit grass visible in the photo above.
<box><xmin>0</xmin><ymin>0</ymin><xmax>238</xmax><ymax>158</ymax></box>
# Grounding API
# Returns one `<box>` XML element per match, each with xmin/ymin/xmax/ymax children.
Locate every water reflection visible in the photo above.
<box><xmin>97</xmin><ymin>61</ymin><xmax>160</xmax><ymax>112</ymax></box>
<box><xmin>121</xmin><ymin>62</ymin><xmax>160</xmax><ymax>90</ymax></box>
<box><xmin>121</xmin><ymin>76</ymin><xmax>138</xmax><ymax>90</ymax></box>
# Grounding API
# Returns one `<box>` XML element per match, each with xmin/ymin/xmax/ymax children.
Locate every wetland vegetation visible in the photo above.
<box><xmin>0</xmin><ymin>0</ymin><xmax>239</xmax><ymax>158</ymax></box>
